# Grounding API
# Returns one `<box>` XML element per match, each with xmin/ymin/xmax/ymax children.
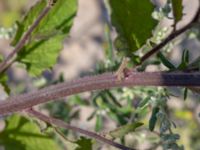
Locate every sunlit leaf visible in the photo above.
<box><xmin>109</xmin><ymin>0</ymin><xmax>158</xmax><ymax>59</ymax></box>
<box><xmin>0</xmin><ymin>114</ymin><xmax>60</xmax><ymax>150</ymax></box>
<box><xmin>12</xmin><ymin>0</ymin><xmax>77</xmax><ymax>76</ymax></box>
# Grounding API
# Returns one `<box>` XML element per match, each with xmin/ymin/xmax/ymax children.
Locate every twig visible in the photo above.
<box><xmin>0</xmin><ymin>71</ymin><xmax>200</xmax><ymax>116</ymax></box>
<box><xmin>0</xmin><ymin>2</ymin><xmax>52</xmax><ymax>73</ymax></box>
<box><xmin>140</xmin><ymin>2</ymin><xmax>200</xmax><ymax>64</ymax></box>
<box><xmin>27</xmin><ymin>109</ymin><xmax>135</xmax><ymax>150</ymax></box>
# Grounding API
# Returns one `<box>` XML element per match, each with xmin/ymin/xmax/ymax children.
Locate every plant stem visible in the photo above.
<box><xmin>27</xmin><ymin>109</ymin><xmax>135</xmax><ymax>150</ymax></box>
<box><xmin>0</xmin><ymin>71</ymin><xmax>200</xmax><ymax>116</ymax></box>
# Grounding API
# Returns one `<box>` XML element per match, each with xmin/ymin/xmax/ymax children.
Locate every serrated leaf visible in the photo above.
<box><xmin>75</xmin><ymin>137</ymin><xmax>92</xmax><ymax>150</ymax></box>
<box><xmin>109</xmin><ymin>122</ymin><xmax>143</xmax><ymax>138</ymax></box>
<box><xmin>171</xmin><ymin>0</ymin><xmax>183</xmax><ymax>27</ymax></box>
<box><xmin>109</xmin><ymin>0</ymin><xmax>157</xmax><ymax>58</ymax></box>
<box><xmin>149</xmin><ymin>107</ymin><xmax>159</xmax><ymax>131</ymax></box>
<box><xmin>0</xmin><ymin>114</ymin><xmax>60</xmax><ymax>150</ymax></box>
<box><xmin>11</xmin><ymin>1</ymin><xmax>46</xmax><ymax>46</ymax></box>
<box><xmin>17</xmin><ymin>35</ymin><xmax>64</xmax><ymax>76</ymax></box>
<box><xmin>13</xmin><ymin>0</ymin><xmax>77</xmax><ymax>76</ymax></box>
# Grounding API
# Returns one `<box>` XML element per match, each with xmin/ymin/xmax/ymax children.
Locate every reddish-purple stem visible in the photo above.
<box><xmin>27</xmin><ymin>109</ymin><xmax>135</xmax><ymax>150</ymax></box>
<box><xmin>0</xmin><ymin>71</ymin><xmax>200</xmax><ymax>116</ymax></box>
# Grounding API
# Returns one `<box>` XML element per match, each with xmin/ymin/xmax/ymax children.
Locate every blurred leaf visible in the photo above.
<box><xmin>75</xmin><ymin>137</ymin><xmax>92</xmax><ymax>150</ymax></box>
<box><xmin>12</xmin><ymin>0</ymin><xmax>77</xmax><ymax>76</ymax></box>
<box><xmin>87</xmin><ymin>110</ymin><xmax>97</xmax><ymax>121</ymax></box>
<box><xmin>175</xmin><ymin>110</ymin><xmax>193</xmax><ymax>120</ymax></box>
<box><xmin>0</xmin><ymin>73</ymin><xmax>10</xmax><ymax>94</ymax></box>
<box><xmin>149</xmin><ymin>107</ymin><xmax>159</xmax><ymax>131</ymax></box>
<box><xmin>161</xmin><ymin>133</ymin><xmax>180</xmax><ymax>143</ymax></box>
<box><xmin>45</xmin><ymin>101</ymin><xmax>72</xmax><ymax>122</ymax></box>
<box><xmin>109</xmin><ymin>122</ymin><xmax>143</xmax><ymax>138</ymax></box>
<box><xmin>138</xmin><ymin>97</ymin><xmax>149</xmax><ymax>108</ymax></box>
<box><xmin>183</xmin><ymin>88</ymin><xmax>188</xmax><ymax>100</ymax></box>
<box><xmin>178</xmin><ymin>49</ymin><xmax>189</xmax><ymax>70</ymax></box>
<box><xmin>109</xmin><ymin>0</ymin><xmax>158</xmax><ymax>58</ymax></box>
<box><xmin>187</xmin><ymin>56</ymin><xmax>200</xmax><ymax>71</ymax></box>
<box><xmin>158</xmin><ymin>52</ymin><xmax>176</xmax><ymax>70</ymax></box>
<box><xmin>105</xmin><ymin>90</ymin><xmax>122</xmax><ymax>107</ymax></box>
<box><xmin>0</xmin><ymin>114</ymin><xmax>60</xmax><ymax>150</ymax></box>
<box><xmin>171</xmin><ymin>0</ymin><xmax>183</xmax><ymax>27</ymax></box>
<box><xmin>95</xmin><ymin>114</ymin><xmax>103</xmax><ymax>132</ymax></box>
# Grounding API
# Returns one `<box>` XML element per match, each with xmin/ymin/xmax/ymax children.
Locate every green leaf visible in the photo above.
<box><xmin>178</xmin><ymin>49</ymin><xmax>189</xmax><ymax>70</ymax></box>
<box><xmin>183</xmin><ymin>88</ymin><xmax>188</xmax><ymax>100</ymax></box>
<box><xmin>17</xmin><ymin>35</ymin><xmax>64</xmax><ymax>76</ymax></box>
<box><xmin>75</xmin><ymin>137</ymin><xmax>92</xmax><ymax>150</ymax></box>
<box><xmin>11</xmin><ymin>1</ymin><xmax>46</xmax><ymax>46</ymax></box>
<box><xmin>109</xmin><ymin>122</ymin><xmax>143</xmax><ymax>138</ymax></box>
<box><xmin>13</xmin><ymin>0</ymin><xmax>77</xmax><ymax>76</ymax></box>
<box><xmin>171</xmin><ymin>0</ymin><xmax>183</xmax><ymax>27</ymax></box>
<box><xmin>0</xmin><ymin>73</ymin><xmax>10</xmax><ymax>94</ymax></box>
<box><xmin>95</xmin><ymin>114</ymin><xmax>103</xmax><ymax>132</ymax></box>
<box><xmin>0</xmin><ymin>56</ymin><xmax>10</xmax><ymax>93</ymax></box>
<box><xmin>149</xmin><ymin>107</ymin><xmax>159</xmax><ymax>131</ymax></box>
<box><xmin>138</xmin><ymin>97</ymin><xmax>149</xmax><ymax>108</ymax></box>
<box><xmin>0</xmin><ymin>114</ymin><xmax>60</xmax><ymax>150</ymax></box>
<box><xmin>109</xmin><ymin>0</ymin><xmax>157</xmax><ymax>58</ymax></box>
<box><xmin>158</xmin><ymin>52</ymin><xmax>176</xmax><ymax>70</ymax></box>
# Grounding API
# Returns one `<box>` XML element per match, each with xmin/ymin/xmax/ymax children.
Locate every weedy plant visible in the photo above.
<box><xmin>0</xmin><ymin>0</ymin><xmax>200</xmax><ymax>149</ymax></box>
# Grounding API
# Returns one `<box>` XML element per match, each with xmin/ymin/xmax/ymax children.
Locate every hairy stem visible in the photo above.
<box><xmin>0</xmin><ymin>71</ymin><xmax>200</xmax><ymax>116</ymax></box>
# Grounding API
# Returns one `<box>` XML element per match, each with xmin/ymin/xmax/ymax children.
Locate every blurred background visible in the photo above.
<box><xmin>0</xmin><ymin>0</ymin><xmax>200</xmax><ymax>149</ymax></box>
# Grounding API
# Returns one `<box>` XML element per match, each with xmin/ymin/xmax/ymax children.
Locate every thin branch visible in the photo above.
<box><xmin>140</xmin><ymin>2</ymin><xmax>200</xmax><ymax>64</ymax></box>
<box><xmin>0</xmin><ymin>71</ymin><xmax>200</xmax><ymax>116</ymax></box>
<box><xmin>0</xmin><ymin>2</ymin><xmax>52</xmax><ymax>73</ymax></box>
<box><xmin>27</xmin><ymin>109</ymin><xmax>135</xmax><ymax>150</ymax></box>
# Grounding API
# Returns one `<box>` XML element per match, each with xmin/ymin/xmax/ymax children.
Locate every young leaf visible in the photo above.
<box><xmin>13</xmin><ymin>0</ymin><xmax>77</xmax><ymax>76</ymax></box>
<box><xmin>171</xmin><ymin>0</ymin><xmax>183</xmax><ymax>28</ymax></box>
<box><xmin>149</xmin><ymin>107</ymin><xmax>159</xmax><ymax>131</ymax></box>
<box><xmin>109</xmin><ymin>0</ymin><xmax>158</xmax><ymax>58</ymax></box>
<box><xmin>0</xmin><ymin>114</ymin><xmax>60</xmax><ymax>150</ymax></box>
<box><xmin>109</xmin><ymin>122</ymin><xmax>143</xmax><ymax>138</ymax></box>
